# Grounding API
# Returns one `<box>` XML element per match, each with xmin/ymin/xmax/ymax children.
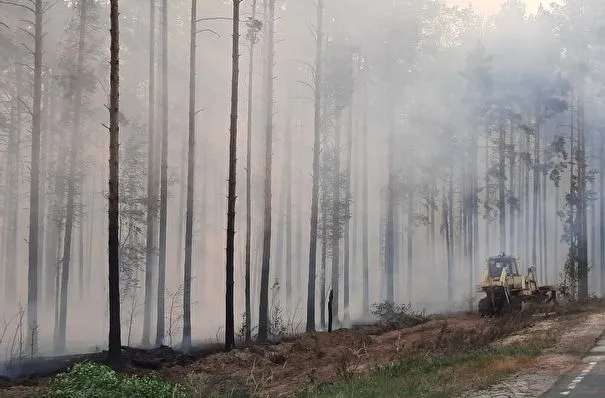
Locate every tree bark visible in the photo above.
<box><xmin>142</xmin><ymin>0</ymin><xmax>157</xmax><ymax>347</ymax></box>
<box><xmin>498</xmin><ymin>120</ymin><xmax>506</xmax><ymax>252</ymax></box>
<box><xmin>385</xmin><ymin>108</ymin><xmax>396</xmax><ymax>303</ymax></box>
<box><xmin>182</xmin><ymin>0</ymin><xmax>196</xmax><ymax>352</ymax></box>
<box><xmin>258</xmin><ymin>0</ymin><xmax>275</xmax><ymax>342</ymax></box>
<box><xmin>55</xmin><ymin>0</ymin><xmax>88</xmax><ymax>353</ymax></box>
<box><xmin>244</xmin><ymin>0</ymin><xmax>258</xmax><ymax>344</ymax></box>
<box><xmin>224</xmin><ymin>0</ymin><xmax>240</xmax><ymax>351</ymax></box>
<box><xmin>306</xmin><ymin>0</ymin><xmax>323</xmax><ymax>332</ymax></box>
<box><xmin>532</xmin><ymin>115</ymin><xmax>540</xmax><ymax>269</ymax></box>
<box><xmin>4</xmin><ymin>62</ymin><xmax>20</xmax><ymax>305</ymax></box>
<box><xmin>285</xmin><ymin>113</ymin><xmax>293</xmax><ymax>313</ymax></box>
<box><xmin>361</xmin><ymin>67</ymin><xmax>369</xmax><ymax>315</ymax></box>
<box><xmin>407</xmin><ymin>156</ymin><xmax>414</xmax><ymax>303</ymax></box>
<box><xmin>27</xmin><ymin>0</ymin><xmax>44</xmax><ymax>356</ymax></box>
<box><xmin>155</xmin><ymin>0</ymin><xmax>169</xmax><ymax>347</ymax></box>
<box><xmin>600</xmin><ymin>130</ymin><xmax>605</xmax><ymax>294</ymax></box>
<box><xmin>331</xmin><ymin>113</ymin><xmax>342</xmax><ymax>327</ymax></box>
<box><xmin>107</xmin><ymin>0</ymin><xmax>122</xmax><ymax>367</ymax></box>
<box><xmin>343</xmin><ymin>105</ymin><xmax>353</xmax><ymax>323</ymax></box>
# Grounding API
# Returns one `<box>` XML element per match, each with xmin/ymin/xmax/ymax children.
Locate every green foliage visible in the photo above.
<box><xmin>270</xmin><ymin>279</ymin><xmax>288</xmax><ymax>339</ymax></box>
<box><xmin>370</xmin><ymin>301</ymin><xmax>428</xmax><ymax>329</ymax></box>
<box><xmin>299</xmin><ymin>339</ymin><xmax>551</xmax><ymax>398</ymax></box>
<box><xmin>46</xmin><ymin>362</ymin><xmax>188</xmax><ymax>398</ymax></box>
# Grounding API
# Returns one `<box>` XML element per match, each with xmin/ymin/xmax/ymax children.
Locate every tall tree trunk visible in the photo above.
<box><xmin>320</xmin><ymin>206</ymin><xmax>327</xmax><ymax>329</ymax></box>
<box><xmin>385</xmin><ymin>109</ymin><xmax>396</xmax><ymax>303</ymax></box>
<box><xmin>244</xmin><ymin>0</ymin><xmax>258</xmax><ymax>344</ymax></box>
<box><xmin>331</xmin><ymin>113</ymin><xmax>342</xmax><ymax>327</ymax></box>
<box><xmin>107</xmin><ymin>0</ymin><xmax>122</xmax><ymax>367</ymax></box>
<box><xmin>306</xmin><ymin>0</ymin><xmax>323</xmax><ymax>332</ymax></box>
<box><xmin>78</xmin><ymin>208</ymin><xmax>84</xmax><ymax>300</ymax></box>
<box><xmin>224</xmin><ymin>0</ymin><xmax>241</xmax><ymax>351</ymax></box>
<box><xmin>508</xmin><ymin>125</ymin><xmax>515</xmax><ymax>254</ymax></box>
<box><xmin>542</xmin><ymin>171</ymin><xmax>548</xmax><ymax>282</ymax></box>
<box><xmin>498</xmin><ymin>120</ymin><xmax>506</xmax><ymax>252</ymax></box>
<box><xmin>445</xmin><ymin>170</ymin><xmax>454</xmax><ymax>305</ymax></box>
<box><xmin>407</xmin><ymin>158</ymin><xmax>414</xmax><ymax>303</ymax></box>
<box><xmin>27</xmin><ymin>0</ymin><xmax>44</xmax><ymax>356</ymax></box>
<box><xmin>343</xmin><ymin>105</ymin><xmax>353</xmax><ymax>323</ymax></box>
<box><xmin>56</xmin><ymin>0</ymin><xmax>88</xmax><ymax>353</ymax></box>
<box><xmin>470</xmin><ymin>129</ymin><xmax>479</xmax><ymax>308</ymax></box>
<box><xmin>484</xmin><ymin>131</ymin><xmax>490</xmax><ymax>257</ymax></box>
<box><xmin>177</xmin><ymin>138</ymin><xmax>187</xmax><ymax>277</ymax></box>
<box><xmin>555</xmin><ymin>183</ymin><xmax>560</xmax><ymax>282</ymax></box>
<box><xmin>182</xmin><ymin>0</ymin><xmax>196</xmax><ymax>351</ymax></box>
<box><xmin>4</xmin><ymin>62</ymin><xmax>20</xmax><ymax>305</ymax></box>
<box><xmin>577</xmin><ymin>83</ymin><xmax>588</xmax><ymax>299</ymax></box>
<box><xmin>258</xmin><ymin>0</ymin><xmax>275</xmax><ymax>342</ymax></box>
<box><xmin>142</xmin><ymin>0</ymin><xmax>157</xmax><ymax>347</ymax></box>
<box><xmin>86</xmin><ymin>174</ymin><xmax>96</xmax><ymax>300</ymax></box>
<box><xmin>275</xmin><ymin>180</ymin><xmax>285</xmax><ymax>295</ymax></box>
<box><xmin>155</xmin><ymin>0</ymin><xmax>169</xmax><ymax>346</ymax></box>
<box><xmin>361</xmin><ymin>69</ymin><xmax>369</xmax><ymax>315</ymax></box>
<box><xmin>532</xmin><ymin>115</ymin><xmax>540</xmax><ymax>270</ymax></box>
<box><xmin>285</xmin><ymin>114</ymin><xmax>293</xmax><ymax>313</ymax></box>
<box><xmin>596</xmin><ymin>129</ymin><xmax>605</xmax><ymax>295</ymax></box>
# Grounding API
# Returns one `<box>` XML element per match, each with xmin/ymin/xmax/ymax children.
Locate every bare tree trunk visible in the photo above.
<box><xmin>306</xmin><ymin>0</ymin><xmax>323</xmax><ymax>332</ymax></box>
<box><xmin>320</xmin><ymin>208</ymin><xmax>327</xmax><ymax>329</ymax></box>
<box><xmin>361</xmin><ymin>69</ymin><xmax>369</xmax><ymax>315</ymax></box>
<box><xmin>27</xmin><ymin>0</ymin><xmax>44</xmax><ymax>356</ymax></box>
<box><xmin>244</xmin><ymin>0</ymin><xmax>258</xmax><ymax>344</ymax></box>
<box><xmin>484</xmin><ymin>131</ymin><xmax>490</xmax><ymax>257</ymax></box>
<box><xmin>258</xmin><ymin>0</ymin><xmax>275</xmax><ymax>342</ymax></box>
<box><xmin>142</xmin><ymin>0</ymin><xmax>157</xmax><ymax>347</ymax></box>
<box><xmin>385</xmin><ymin>109</ymin><xmax>396</xmax><ymax>303</ymax></box>
<box><xmin>224</xmin><ymin>0</ymin><xmax>241</xmax><ymax>351</ymax></box>
<box><xmin>4</xmin><ymin>62</ymin><xmax>20</xmax><ymax>305</ymax></box>
<box><xmin>407</xmin><ymin>157</ymin><xmax>414</xmax><ymax>303</ymax></box>
<box><xmin>331</xmin><ymin>113</ymin><xmax>342</xmax><ymax>327</ymax></box>
<box><xmin>498</xmin><ymin>120</ymin><xmax>506</xmax><ymax>252</ymax></box>
<box><xmin>86</xmin><ymin>174</ymin><xmax>96</xmax><ymax>299</ymax></box>
<box><xmin>343</xmin><ymin>105</ymin><xmax>353</xmax><ymax>323</ymax></box>
<box><xmin>182</xmin><ymin>0</ymin><xmax>197</xmax><ymax>352</ymax></box>
<box><xmin>596</xmin><ymin>130</ymin><xmax>605</xmax><ymax>295</ymax></box>
<box><xmin>542</xmin><ymin>171</ymin><xmax>548</xmax><ymax>282</ymax></box>
<box><xmin>155</xmin><ymin>0</ymin><xmax>169</xmax><ymax>346</ymax></box>
<box><xmin>78</xmin><ymin>208</ymin><xmax>84</xmax><ymax>300</ymax></box>
<box><xmin>532</xmin><ymin>116</ymin><xmax>540</xmax><ymax>269</ymax></box>
<box><xmin>56</xmin><ymin>0</ymin><xmax>88</xmax><ymax>353</ymax></box>
<box><xmin>445</xmin><ymin>170</ymin><xmax>454</xmax><ymax>305</ymax></box>
<box><xmin>577</xmin><ymin>84</ymin><xmax>588</xmax><ymax>299</ymax></box>
<box><xmin>509</xmin><ymin>125</ymin><xmax>515</xmax><ymax>254</ymax></box>
<box><xmin>177</xmin><ymin>138</ymin><xmax>187</xmax><ymax>277</ymax></box>
<box><xmin>285</xmin><ymin>113</ymin><xmax>293</xmax><ymax>314</ymax></box>
<box><xmin>108</xmin><ymin>0</ymin><xmax>122</xmax><ymax>367</ymax></box>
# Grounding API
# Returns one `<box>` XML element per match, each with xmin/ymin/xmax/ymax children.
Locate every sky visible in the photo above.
<box><xmin>447</xmin><ymin>0</ymin><xmax>544</xmax><ymax>14</ymax></box>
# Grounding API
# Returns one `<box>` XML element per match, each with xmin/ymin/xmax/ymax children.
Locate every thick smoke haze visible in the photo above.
<box><xmin>0</xmin><ymin>0</ymin><xmax>602</xmax><ymax>360</ymax></box>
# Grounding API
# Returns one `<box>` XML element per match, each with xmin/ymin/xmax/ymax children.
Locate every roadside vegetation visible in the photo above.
<box><xmin>3</xmin><ymin>298</ymin><xmax>603</xmax><ymax>398</ymax></box>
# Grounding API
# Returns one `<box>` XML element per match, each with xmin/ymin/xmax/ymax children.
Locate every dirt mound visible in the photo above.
<box><xmin>163</xmin><ymin>314</ymin><xmax>490</xmax><ymax>396</ymax></box>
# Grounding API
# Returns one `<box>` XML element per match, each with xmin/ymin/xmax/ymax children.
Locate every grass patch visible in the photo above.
<box><xmin>300</xmin><ymin>335</ymin><xmax>555</xmax><ymax>398</ymax></box>
<box><xmin>44</xmin><ymin>362</ymin><xmax>188</xmax><ymax>398</ymax></box>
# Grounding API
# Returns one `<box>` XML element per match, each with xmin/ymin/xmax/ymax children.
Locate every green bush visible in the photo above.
<box><xmin>45</xmin><ymin>362</ymin><xmax>188</xmax><ymax>398</ymax></box>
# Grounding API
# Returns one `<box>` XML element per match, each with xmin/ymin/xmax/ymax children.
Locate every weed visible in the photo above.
<box><xmin>44</xmin><ymin>362</ymin><xmax>188</xmax><ymax>398</ymax></box>
<box><xmin>370</xmin><ymin>301</ymin><xmax>428</xmax><ymax>330</ymax></box>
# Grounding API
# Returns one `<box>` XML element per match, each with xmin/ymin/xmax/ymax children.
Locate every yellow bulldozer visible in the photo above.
<box><xmin>478</xmin><ymin>253</ymin><xmax>557</xmax><ymax>316</ymax></box>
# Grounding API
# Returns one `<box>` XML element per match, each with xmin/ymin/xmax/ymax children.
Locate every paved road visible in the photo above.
<box><xmin>542</xmin><ymin>336</ymin><xmax>605</xmax><ymax>397</ymax></box>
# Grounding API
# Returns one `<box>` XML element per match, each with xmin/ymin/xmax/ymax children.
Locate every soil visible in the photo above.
<box><xmin>1</xmin><ymin>305</ymin><xmax>603</xmax><ymax>398</ymax></box>
<box><xmin>462</xmin><ymin>311</ymin><xmax>605</xmax><ymax>398</ymax></box>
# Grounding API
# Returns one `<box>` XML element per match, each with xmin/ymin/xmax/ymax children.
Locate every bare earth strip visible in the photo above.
<box><xmin>461</xmin><ymin>312</ymin><xmax>605</xmax><ymax>398</ymax></box>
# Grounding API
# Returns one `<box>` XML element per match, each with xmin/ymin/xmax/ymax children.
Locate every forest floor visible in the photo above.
<box><xmin>1</xmin><ymin>299</ymin><xmax>605</xmax><ymax>397</ymax></box>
